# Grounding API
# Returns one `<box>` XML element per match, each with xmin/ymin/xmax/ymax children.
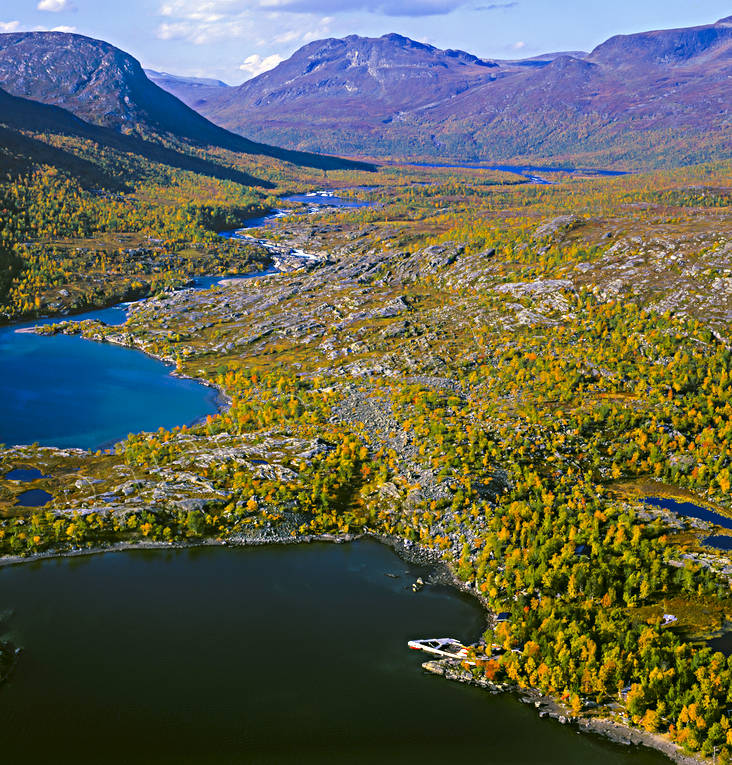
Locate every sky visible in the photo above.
<box><xmin>1</xmin><ymin>0</ymin><xmax>730</xmax><ymax>83</ymax></box>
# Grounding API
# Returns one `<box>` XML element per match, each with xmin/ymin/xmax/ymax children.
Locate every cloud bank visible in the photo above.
<box><xmin>239</xmin><ymin>53</ymin><xmax>284</xmax><ymax>77</ymax></box>
<box><xmin>259</xmin><ymin>0</ymin><xmax>471</xmax><ymax>15</ymax></box>
<box><xmin>37</xmin><ymin>0</ymin><xmax>73</xmax><ymax>11</ymax></box>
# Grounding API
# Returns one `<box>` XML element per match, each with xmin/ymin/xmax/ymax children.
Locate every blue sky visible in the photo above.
<box><xmin>1</xmin><ymin>0</ymin><xmax>730</xmax><ymax>83</ymax></box>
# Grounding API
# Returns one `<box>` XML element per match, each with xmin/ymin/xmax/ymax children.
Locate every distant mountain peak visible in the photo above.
<box><xmin>588</xmin><ymin>18</ymin><xmax>732</xmax><ymax>66</ymax></box>
<box><xmin>145</xmin><ymin>70</ymin><xmax>230</xmax><ymax>89</ymax></box>
<box><xmin>0</xmin><ymin>31</ymin><xmax>373</xmax><ymax>172</ymax></box>
<box><xmin>148</xmin><ymin>21</ymin><xmax>731</xmax><ymax>169</ymax></box>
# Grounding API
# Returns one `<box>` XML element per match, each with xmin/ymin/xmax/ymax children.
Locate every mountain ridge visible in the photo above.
<box><xmin>162</xmin><ymin>20</ymin><xmax>731</xmax><ymax>168</ymax></box>
<box><xmin>0</xmin><ymin>31</ymin><xmax>373</xmax><ymax>173</ymax></box>
<box><xmin>0</xmin><ymin>85</ymin><xmax>273</xmax><ymax>189</ymax></box>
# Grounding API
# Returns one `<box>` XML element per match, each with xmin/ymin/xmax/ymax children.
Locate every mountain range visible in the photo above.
<box><xmin>155</xmin><ymin>18</ymin><xmax>732</xmax><ymax>168</ymax></box>
<box><xmin>0</xmin><ymin>18</ymin><xmax>729</xmax><ymax>175</ymax></box>
<box><xmin>0</xmin><ymin>32</ymin><xmax>372</xmax><ymax>179</ymax></box>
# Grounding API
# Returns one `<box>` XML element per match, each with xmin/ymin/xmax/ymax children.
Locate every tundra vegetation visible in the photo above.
<box><xmin>1</xmin><ymin>154</ymin><xmax>731</xmax><ymax>761</ymax></box>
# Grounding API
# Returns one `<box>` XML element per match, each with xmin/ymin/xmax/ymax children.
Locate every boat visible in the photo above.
<box><xmin>408</xmin><ymin>637</ymin><xmax>471</xmax><ymax>661</ymax></box>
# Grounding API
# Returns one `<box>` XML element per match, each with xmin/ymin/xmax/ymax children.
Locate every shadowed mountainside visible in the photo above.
<box><xmin>0</xmin><ymin>32</ymin><xmax>374</xmax><ymax>174</ymax></box>
<box><xmin>0</xmin><ymin>86</ymin><xmax>273</xmax><ymax>189</ymax></box>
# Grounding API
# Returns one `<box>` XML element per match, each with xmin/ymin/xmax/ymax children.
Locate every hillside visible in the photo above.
<box><xmin>0</xmin><ymin>86</ymin><xmax>274</xmax><ymax>189</ymax></box>
<box><xmin>172</xmin><ymin>20</ymin><xmax>732</xmax><ymax>168</ymax></box>
<box><xmin>0</xmin><ymin>32</ymin><xmax>373</xmax><ymax>173</ymax></box>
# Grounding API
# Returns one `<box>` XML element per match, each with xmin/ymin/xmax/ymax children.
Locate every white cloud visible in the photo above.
<box><xmin>156</xmin><ymin>2</ymin><xmax>333</xmax><ymax>46</ymax></box>
<box><xmin>0</xmin><ymin>18</ymin><xmax>75</xmax><ymax>35</ymax></box>
<box><xmin>239</xmin><ymin>53</ymin><xmax>283</xmax><ymax>77</ymax></box>
<box><xmin>156</xmin><ymin>3</ymin><xmax>257</xmax><ymax>44</ymax></box>
<box><xmin>475</xmin><ymin>1</ymin><xmax>517</xmax><ymax>9</ymax></box>
<box><xmin>160</xmin><ymin>0</ymin><xmax>240</xmax><ymax>20</ymax></box>
<box><xmin>157</xmin><ymin>18</ymin><xmax>254</xmax><ymax>44</ymax></box>
<box><xmin>158</xmin><ymin>0</ymin><xmax>473</xmax><ymax>20</ymax></box>
<box><xmin>259</xmin><ymin>0</ymin><xmax>470</xmax><ymax>14</ymax></box>
<box><xmin>37</xmin><ymin>0</ymin><xmax>73</xmax><ymax>11</ymax></box>
<box><xmin>270</xmin><ymin>16</ymin><xmax>331</xmax><ymax>44</ymax></box>
<box><xmin>273</xmin><ymin>29</ymin><xmax>301</xmax><ymax>43</ymax></box>
<box><xmin>512</xmin><ymin>40</ymin><xmax>525</xmax><ymax>50</ymax></box>
<box><xmin>157</xmin><ymin>22</ymin><xmax>188</xmax><ymax>39</ymax></box>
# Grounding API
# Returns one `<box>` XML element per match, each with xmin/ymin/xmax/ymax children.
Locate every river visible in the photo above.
<box><xmin>1</xmin><ymin>192</ymin><xmax>372</xmax><ymax>452</ymax></box>
<box><xmin>0</xmin><ymin>193</ymin><xmax>672</xmax><ymax>763</ymax></box>
<box><xmin>393</xmin><ymin>162</ymin><xmax>629</xmax><ymax>185</ymax></box>
<box><xmin>642</xmin><ymin>497</ymin><xmax>732</xmax><ymax>551</ymax></box>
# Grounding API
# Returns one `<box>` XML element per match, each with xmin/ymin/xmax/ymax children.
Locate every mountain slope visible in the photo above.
<box><xmin>198</xmin><ymin>33</ymin><xmax>498</xmax><ymax>154</ymax></box>
<box><xmin>0</xmin><ymin>32</ymin><xmax>373</xmax><ymax>173</ymax></box>
<box><xmin>0</xmin><ymin>86</ymin><xmax>271</xmax><ymax>188</ymax></box>
<box><xmin>174</xmin><ymin>21</ymin><xmax>732</xmax><ymax>168</ymax></box>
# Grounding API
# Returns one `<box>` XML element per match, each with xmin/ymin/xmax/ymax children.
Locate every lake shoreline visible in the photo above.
<box><xmin>425</xmin><ymin>659</ymin><xmax>703</xmax><ymax>765</ymax></box>
<box><xmin>0</xmin><ymin>528</ymin><xmax>707</xmax><ymax>765</ymax></box>
<box><xmin>7</xmin><ymin>287</ymin><xmax>710</xmax><ymax>765</ymax></box>
<box><xmin>0</xmin><ymin>193</ymin><xmax>719</xmax><ymax>764</ymax></box>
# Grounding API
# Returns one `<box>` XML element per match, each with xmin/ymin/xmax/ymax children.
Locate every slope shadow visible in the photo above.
<box><xmin>0</xmin><ymin>125</ymin><xmax>128</xmax><ymax>190</ymax></box>
<box><xmin>0</xmin><ymin>88</ymin><xmax>273</xmax><ymax>189</ymax></box>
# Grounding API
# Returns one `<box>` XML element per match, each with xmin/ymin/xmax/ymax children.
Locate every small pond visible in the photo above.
<box><xmin>4</xmin><ymin>468</ymin><xmax>45</xmax><ymax>482</ymax></box>
<box><xmin>643</xmin><ymin>497</ymin><xmax>732</xmax><ymax>530</ymax></box>
<box><xmin>13</xmin><ymin>489</ymin><xmax>53</xmax><ymax>507</ymax></box>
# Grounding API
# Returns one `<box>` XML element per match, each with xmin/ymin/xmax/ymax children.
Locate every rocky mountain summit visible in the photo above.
<box><xmin>163</xmin><ymin>19</ymin><xmax>732</xmax><ymax>168</ymax></box>
<box><xmin>0</xmin><ymin>32</ymin><xmax>371</xmax><ymax>172</ymax></box>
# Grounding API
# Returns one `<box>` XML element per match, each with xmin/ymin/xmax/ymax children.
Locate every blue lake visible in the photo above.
<box><xmin>704</xmin><ymin>535</ymin><xmax>732</xmax><ymax>551</ymax></box>
<box><xmin>0</xmin><ymin>315</ymin><xmax>220</xmax><ymax>451</ymax></box>
<box><xmin>4</xmin><ymin>468</ymin><xmax>45</xmax><ymax>482</ymax></box>
<box><xmin>0</xmin><ymin>192</ymin><xmax>369</xmax><ymax>452</ymax></box>
<box><xmin>643</xmin><ymin>497</ymin><xmax>732</xmax><ymax>531</ymax></box>
<box><xmin>14</xmin><ymin>489</ymin><xmax>53</xmax><ymax>507</ymax></box>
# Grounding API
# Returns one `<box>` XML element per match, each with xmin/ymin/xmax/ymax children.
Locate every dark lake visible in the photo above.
<box><xmin>14</xmin><ymin>488</ymin><xmax>53</xmax><ymax>507</ymax></box>
<box><xmin>4</xmin><ymin>468</ymin><xmax>45</xmax><ymax>482</ymax></box>
<box><xmin>0</xmin><ymin>540</ymin><xmax>667</xmax><ymax>764</ymax></box>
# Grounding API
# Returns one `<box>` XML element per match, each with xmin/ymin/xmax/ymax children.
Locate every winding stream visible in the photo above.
<box><xmin>0</xmin><ymin>191</ymin><xmax>677</xmax><ymax>763</ymax></box>
<box><xmin>0</xmin><ymin>192</ymin><xmax>363</xmax><ymax>451</ymax></box>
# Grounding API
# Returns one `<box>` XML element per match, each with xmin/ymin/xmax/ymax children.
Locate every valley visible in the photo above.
<box><xmin>0</xmin><ymin>18</ymin><xmax>731</xmax><ymax>765</ymax></box>
<box><xmin>1</xmin><ymin>157</ymin><xmax>731</xmax><ymax>762</ymax></box>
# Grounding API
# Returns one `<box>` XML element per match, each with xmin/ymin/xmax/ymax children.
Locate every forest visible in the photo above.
<box><xmin>1</xmin><ymin>150</ymin><xmax>731</xmax><ymax>761</ymax></box>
